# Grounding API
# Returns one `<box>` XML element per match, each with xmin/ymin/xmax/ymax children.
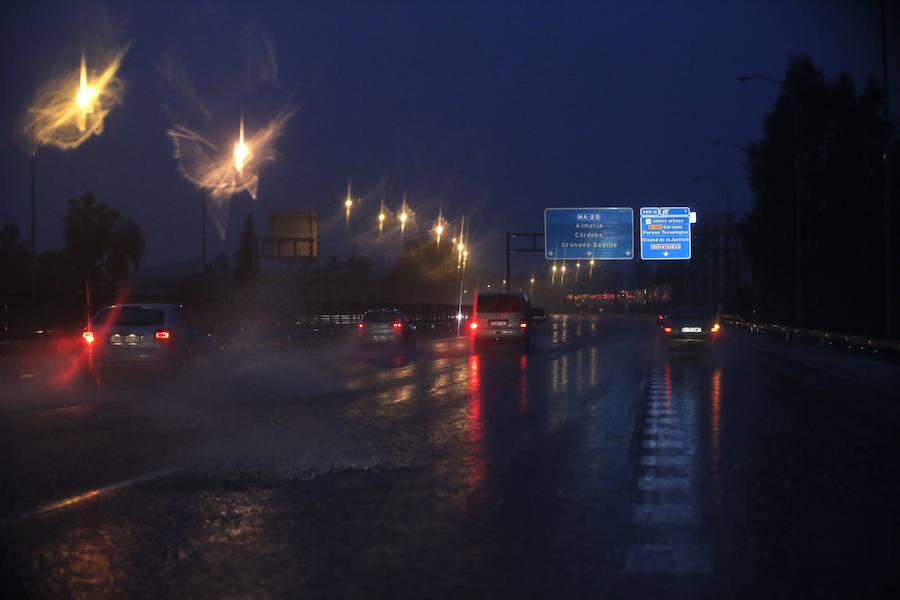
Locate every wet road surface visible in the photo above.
<box><xmin>2</xmin><ymin>315</ymin><xmax>899</xmax><ymax>598</ymax></box>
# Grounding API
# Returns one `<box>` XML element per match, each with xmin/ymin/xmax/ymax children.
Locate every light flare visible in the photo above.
<box><xmin>344</xmin><ymin>181</ymin><xmax>354</xmax><ymax>224</ymax></box>
<box><xmin>28</xmin><ymin>48</ymin><xmax>128</xmax><ymax>150</ymax></box>
<box><xmin>399</xmin><ymin>196</ymin><xmax>409</xmax><ymax>237</ymax></box>
<box><xmin>167</xmin><ymin>109</ymin><xmax>293</xmax><ymax>237</ymax></box>
<box><xmin>233</xmin><ymin>118</ymin><xmax>252</xmax><ymax>174</ymax></box>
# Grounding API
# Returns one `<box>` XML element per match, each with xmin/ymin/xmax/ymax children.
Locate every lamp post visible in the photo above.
<box><xmin>738</xmin><ymin>73</ymin><xmax>804</xmax><ymax>326</ymax></box>
<box><xmin>30</xmin><ymin>144</ymin><xmax>36</xmax><ymax>271</ymax></box>
<box><xmin>691</xmin><ymin>175</ymin><xmax>732</xmax><ymax>223</ymax></box>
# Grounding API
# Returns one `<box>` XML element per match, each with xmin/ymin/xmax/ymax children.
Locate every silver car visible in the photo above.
<box><xmin>82</xmin><ymin>303</ymin><xmax>214</xmax><ymax>374</ymax></box>
<box><xmin>357</xmin><ymin>309</ymin><xmax>417</xmax><ymax>349</ymax></box>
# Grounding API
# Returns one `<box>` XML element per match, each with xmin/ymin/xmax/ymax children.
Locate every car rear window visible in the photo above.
<box><xmin>670</xmin><ymin>308</ymin><xmax>712</xmax><ymax>320</ymax></box>
<box><xmin>94</xmin><ymin>307</ymin><xmax>165</xmax><ymax>327</ymax></box>
<box><xmin>478</xmin><ymin>295</ymin><xmax>523</xmax><ymax>313</ymax></box>
<box><xmin>364</xmin><ymin>311</ymin><xmax>399</xmax><ymax>323</ymax></box>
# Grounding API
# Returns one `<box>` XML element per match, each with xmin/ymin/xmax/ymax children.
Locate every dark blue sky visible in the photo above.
<box><xmin>0</xmin><ymin>1</ymin><xmax>895</xmax><ymax>270</ymax></box>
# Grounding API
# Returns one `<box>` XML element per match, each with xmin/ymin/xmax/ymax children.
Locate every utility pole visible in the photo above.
<box><xmin>505</xmin><ymin>232</ymin><xmax>511</xmax><ymax>292</ymax></box>
<box><xmin>881</xmin><ymin>0</ymin><xmax>894</xmax><ymax>337</ymax></box>
<box><xmin>792</xmin><ymin>88</ymin><xmax>803</xmax><ymax>328</ymax></box>
<box><xmin>30</xmin><ymin>144</ymin><xmax>37</xmax><ymax>270</ymax></box>
<box><xmin>201</xmin><ymin>195</ymin><xmax>207</xmax><ymax>270</ymax></box>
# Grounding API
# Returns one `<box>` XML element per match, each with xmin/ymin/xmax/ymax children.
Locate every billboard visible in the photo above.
<box><xmin>262</xmin><ymin>210</ymin><xmax>318</xmax><ymax>259</ymax></box>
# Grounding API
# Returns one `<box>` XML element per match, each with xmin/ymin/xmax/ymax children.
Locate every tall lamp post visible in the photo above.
<box><xmin>738</xmin><ymin>73</ymin><xmax>804</xmax><ymax>327</ymax></box>
<box><xmin>30</xmin><ymin>144</ymin><xmax>37</xmax><ymax>272</ymax></box>
<box><xmin>691</xmin><ymin>175</ymin><xmax>732</xmax><ymax>223</ymax></box>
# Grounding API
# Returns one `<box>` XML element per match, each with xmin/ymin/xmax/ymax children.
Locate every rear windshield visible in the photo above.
<box><xmin>94</xmin><ymin>307</ymin><xmax>165</xmax><ymax>327</ymax></box>
<box><xmin>478</xmin><ymin>295</ymin><xmax>523</xmax><ymax>313</ymax></box>
<box><xmin>669</xmin><ymin>308</ymin><xmax>713</xmax><ymax>320</ymax></box>
<box><xmin>364</xmin><ymin>311</ymin><xmax>400</xmax><ymax>323</ymax></box>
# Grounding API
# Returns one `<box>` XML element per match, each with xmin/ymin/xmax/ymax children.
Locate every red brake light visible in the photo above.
<box><xmin>155</xmin><ymin>330</ymin><xmax>171</xmax><ymax>340</ymax></box>
<box><xmin>82</xmin><ymin>331</ymin><xmax>94</xmax><ymax>344</ymax></box>
<box><xmin>658</xmin><ymin>314</ymin><xmax>664</xmax><ymax>320</ymax></box>
<box><xmin>711</xmin><ymin>323</ymin><xmax>721</xmax><ymax>333</ymax></box>
<box><xmin>470</xmin><ymin>322</ymin><xmax>478</xmax><ymax>330</ymax></box>
<box><xmin>663</xmin><ymin>326</ymin><xmax>673</xmax><ymax>333</ymax></box>
<box><xmin>392</xmin><ymin>322</ymin><xmax>403</xmax><ymax>329</ymax></box>
<box><xmin>519</xmin><ymin>322</ymin><xmax>527</xmax><ymax>328</ymax></box>
<box><xmin>358</xmin><ymin>323</ymin><xmax>365</xmax><ymax>329</ymax></box>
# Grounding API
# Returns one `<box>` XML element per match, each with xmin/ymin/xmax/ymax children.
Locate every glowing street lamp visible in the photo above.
<box><xmin>434</xmin><ymin>211</ymin><xmax>445</xmax><ymax>248</ymax></box>
<box><xmin>551</xmin><ymin>263</ymin><xmax>557</xmax><ymax>285</ymax></box>
<box><xmin>589</xmin><ymin>258</ymin><xmax>595</xmax><ymax>280</ymax></box>
<box><xmin>74</xmin><ymin>55</ymin><xmax>99</xmax><ymax>128</ymax></box>
<box><xmin>344</xmin><ymin>181</ymin><xmax>354</xmax><ymax>224</ymax></box>
<box><xmin>561</xmin><ymin>264</ymin><xmax>567</xmax><ymax>285</ymax></box>
<box><xmin>398</xmin><ymin>194</ymin><xmax>410</xmax><ymax>237</ymax></box>
<box><xmin>233</xmin><ymin>118</ymin><xmax>252</xmax><ymax>174</ymax></box>
<box><xmin>575</xmin><ymin>262</ymin><xmax>581</xmax><ymax>282</ymax></box>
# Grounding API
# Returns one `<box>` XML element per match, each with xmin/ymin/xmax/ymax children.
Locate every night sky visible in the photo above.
<box><xmin>0</xmin><ymin>1</ymin><xmax>895</xmax><ymax>272</ymax></box>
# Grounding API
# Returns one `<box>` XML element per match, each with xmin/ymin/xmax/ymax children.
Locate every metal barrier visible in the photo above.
<box><xmin>722</xmin><ymin>316</ymin><xmax>900</xmax><ymax>358</ymax></box>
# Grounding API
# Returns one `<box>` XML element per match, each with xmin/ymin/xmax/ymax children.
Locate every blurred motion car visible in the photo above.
<box><xmin>660</xmin><ymin>307</ymin><xmax>721</xmax><ymax>347</ymax></box>
<box><xmin>357</xmin><ymin>309</ymin><xmax>417</xmax><ymax>349</ymax></box>
<box><xmin>470</xmin><ymin>292</ymin><xmax>534</xmax><ymax>349</ymax></box>
<box><xmin>82</xmin><ymin>303</ymin><xmax>215</xmax><ymax>374</ymax></box>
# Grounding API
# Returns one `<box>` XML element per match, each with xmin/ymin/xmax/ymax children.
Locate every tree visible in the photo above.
<box><xmin>744</xmin><ymin>55</ymin><xmax>891</xmax><ymax>335</ymax></box>
<box><xmin>234</xmin><ymin>214</ymin><xmax>258</xmax><ymax>286</ymax></box>
<box><xmin>0</xmin><ymin>224</ymin><xmax>31</xmax><ymax>295</ymax></box>
<box><xmin>63</xmin><ymin>193</ymin><xmax>144</xmax><ymax>295</ymax></box>
<box><xmin>384</xmin><ymin>236</ymin><xmax>459</xmax><ymax>304</ymax></box>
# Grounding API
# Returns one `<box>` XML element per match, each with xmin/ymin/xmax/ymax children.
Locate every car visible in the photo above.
<box><xmin>470</xmin><ymin>292</ymin><xmax>534</xmax><ymax>348</ymax></box>
<box><xmin>660</xmin><ymin>307</ymin><xmax>721</xmax><ymax>346</ymax></box>
<box><xmin>81</xmin><ymin>303</ymin><xmax>215</xmax><ymax>375</ymax></box>
<box><xmin>357</xmin><ymin>309</ymin><xmax>417</xmax><ymax>349</ymax></box>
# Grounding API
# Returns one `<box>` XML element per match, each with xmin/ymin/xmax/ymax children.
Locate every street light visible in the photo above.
<box><xmin>343</xmin><ymin>181</ymin><xmax>353</xmax><ymax>224</ymax></box>
<box><xmin>738</xmin><ymin>73</ymin><xmax>803</xmax><ymax>326</ymax></box>
<box><xmin>710</xmin><ymin>139</ymin><xmax>749</xmax><ymax>154</ymax></box>
<box><xmin>691</xmin><ymin>175</ymin><xmax>732</xmax><ymax>223</ymax></box>
<box><xmin>589</xmin><ymin>258</ymin><xmax>595</xmax><ymax>280</ymax></box>
<box><xmin>234</xmin><ymin>118</ymin><xmax>251</xmax><ymax>174</ymax></box>
<box><xmin>399</xmin><ymin>195</ymin><xmax>409</xmax><ymax>236</ymax></box>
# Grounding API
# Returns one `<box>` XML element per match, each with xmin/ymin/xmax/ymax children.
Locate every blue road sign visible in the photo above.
<box><xmin>639</xmin><ymin>207</ymin><xmax>691</xmax><ymax>260</ymax></box>
<box><xmin>544</xmin><ymin>208</ymin><xmax>634</xmax><ymax>260</ymax></box>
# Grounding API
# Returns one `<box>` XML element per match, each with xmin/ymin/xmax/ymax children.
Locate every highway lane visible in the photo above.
<box><xmin>1</xmin><ymin>315</ymin><xmax>898</xmax><ymax>598</ymax></box>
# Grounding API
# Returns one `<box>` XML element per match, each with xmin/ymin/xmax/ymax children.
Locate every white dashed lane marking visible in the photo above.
<box><xmin>625</xmin><ymin>367</ymin><xmax>711</xmax><ymax>576</ymax></box>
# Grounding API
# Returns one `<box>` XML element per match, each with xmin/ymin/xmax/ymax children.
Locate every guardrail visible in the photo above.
<box><xmin>722</xmin><ymin>316</ymin><xmax>900</xmax><ymax>359</ymax></box>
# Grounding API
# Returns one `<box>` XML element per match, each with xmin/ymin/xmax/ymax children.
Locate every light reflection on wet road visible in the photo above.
<box><xmin>2</xmin><ymin>315</ymin><xmax>899</xmax><ymax>598</ymax></box>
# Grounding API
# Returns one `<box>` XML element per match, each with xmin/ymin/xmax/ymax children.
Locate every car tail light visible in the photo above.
<box><xmin>358</xmin><ymin>323</ymin><xmax>365</xmax><ymax>329</ymax></box>
<box><xmin>711</xmin><ymin>323</ymin><xmax>721</xmax><ymax>333</ymax></box>
<box><xmin>658</xmin><ymin>314</ymin><xmax>664</xmax><ymax>321</ymax></box>
<box><xmin>155</xmin><ymin>330</ymin><xmax>172</xmax><ymax>341</ymax></box>
<box><xmin>519</xmin><ymin>322</ymin><xmax>527</xmax><ymax>328</ymax></box>
<box><xmin>663</xmin><ymin>326</ymin><xmax>673</xmax><ymax>333</ymax></box>
<box><xmin>392</xmin><ymin>322</ymin><xmax>403</xmax><ymax>329</ymax></box>
<box><xmin>470</xmin><ymin>322</ymin><xmax>478</xmax><ymax>330</ymax></box>
<box><xmin>82</xmin><ymin>331</ymin><xmax>95</xmax><ymax>344</ymax></box>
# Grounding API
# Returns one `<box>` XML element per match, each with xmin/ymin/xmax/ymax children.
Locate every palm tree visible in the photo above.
<box><xmin>63</xmin><ymin>193</ymin><xmax>144</xmax><ymax>293</ymax></box>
